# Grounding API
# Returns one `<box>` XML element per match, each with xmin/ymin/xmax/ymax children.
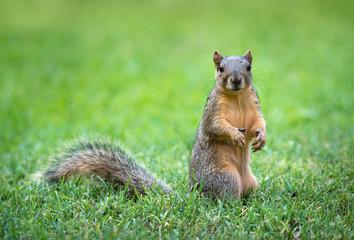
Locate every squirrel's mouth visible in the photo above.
<box><xmin>226</xmin><ymin>85</ymin><xmax>243</xmax><ymax>92</ymax></box>
<box><xmin>226</xmin><ymin>79</ymin><xmax>245</xmax><ymax>92</ymax></box>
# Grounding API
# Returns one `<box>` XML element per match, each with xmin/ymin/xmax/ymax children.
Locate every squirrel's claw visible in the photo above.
<box><xmin>252</xmin><ymin>134</ymin><xmax>266</xmax><ymax>152</ymax></box>
<box><xmin>238</xmin><ymin>128</ymin><xmax>246</xmax><ymax>133</ymax></box>
<box><xmin>232</xmin><ymin>131</ymin><xmax>245</xmax><ymax>150</ymax></box>
<box><xmin>234</xmin><ymin>139</ymin><xmax>245</xmax><ymax>150</ymax></box>
<box><xmin>252</xmin><ymin>141</ymin><xmax>265</xmax><ymax>152</ymax></box>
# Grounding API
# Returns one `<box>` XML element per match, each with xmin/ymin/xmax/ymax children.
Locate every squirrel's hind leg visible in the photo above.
<box><xmin>241</xmin><ymin>166</ymin><xmax>258</xmax><ymax>196</ymax></box>
<box><xmin>201</xmin><ymin>167</ymin><xmax>242</xmax><ymax>200</ymax></box>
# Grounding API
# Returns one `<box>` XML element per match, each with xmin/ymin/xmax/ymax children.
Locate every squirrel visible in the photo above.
<box><xmin>46</xmin><ymin>50</ymin><xmax>266</xmax><ymax>200</ymax></box>
<box><xmin>189</xmin><ymin>50</ymin><xmax>266</xmax><ymax>200</ymax></box>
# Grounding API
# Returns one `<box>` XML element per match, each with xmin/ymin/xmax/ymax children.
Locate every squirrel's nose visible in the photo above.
<box><xmin>230</xmin><ymin>77</ymin><xmax>241</xmax><ymax>85</ymax></box>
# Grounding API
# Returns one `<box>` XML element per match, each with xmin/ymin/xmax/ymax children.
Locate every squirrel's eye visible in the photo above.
<box><xmin>247</xmin><ymin>65</ymin><xmax>251</xmax><ymax>71</ymax></box>
<box><xmin>219</xmin><ymin>66</ymin><xmax>224</xmax><ymax>73</ymax></box>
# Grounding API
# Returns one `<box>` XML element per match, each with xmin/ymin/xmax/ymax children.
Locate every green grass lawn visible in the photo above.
<box><xmin>0</xmin><ymin>0</ymin><xmax>353</xmax><ymax>239</ymax></box>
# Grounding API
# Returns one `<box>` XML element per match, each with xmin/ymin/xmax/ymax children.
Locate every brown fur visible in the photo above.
<box><xmin>46</xmin><ymin>139</ymin><xmax>172</xmax><ymax>195</ymax></box>
<box><xmin>189</xmin><ymin>50</ymin><xmax>266</xmax><ymax>200</ymax></box>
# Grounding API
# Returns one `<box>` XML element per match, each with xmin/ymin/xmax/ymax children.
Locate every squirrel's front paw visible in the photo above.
<box><xmin>232</xmin><ymin>130</ymin><xmax>246</xmax><ymax>149</ymax></box>
<box><xmin>252</xmin><ymin>129</ymin><xmax>266</xmax><ymax>152</ymax></box>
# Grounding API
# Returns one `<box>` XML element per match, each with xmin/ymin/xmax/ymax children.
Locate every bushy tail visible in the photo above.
<box><xmin>46</xmin><ymin>138</ymin><xmax>172</xmax><ymax>195</ymax></box>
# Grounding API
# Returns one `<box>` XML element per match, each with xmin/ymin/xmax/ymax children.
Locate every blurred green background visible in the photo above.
<box><xmin>0</xmin><ymin>0</ymin><xmax>353</xmax><ymax>238</ymax></box>
<box><xmin>0</xmin><ymin>0</ymin><xmax>352</xmax><ymax>172</ymax></box>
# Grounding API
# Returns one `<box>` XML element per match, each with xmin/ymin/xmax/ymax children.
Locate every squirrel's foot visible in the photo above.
<box><xmin>252</xmin><ymin>129</ymin><xmax>266</xmax><ymax>152</ymax></box>
<box><xmin>232</xmin><ymin>129</ymin><xmax>246</xmax><ymax>150</ymax></box>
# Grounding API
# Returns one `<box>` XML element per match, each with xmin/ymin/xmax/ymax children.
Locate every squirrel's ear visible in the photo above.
<box><xmin>213</xmin><ymin>50</ymin><xmax>223</xmax><ymax>68</ymax></box>
<box><xmin>244</xmin><ymin>49</ymin><xmax>253</xmax><ymax>65</ymax></box>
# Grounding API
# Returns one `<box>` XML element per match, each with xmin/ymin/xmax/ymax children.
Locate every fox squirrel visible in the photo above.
<box><xmin>46</xmin><ymin>50</ymin><xmax>266</xmax><ymax>200</ymax></box>
<box><xmin>190</xmin><ymin>50</ymin><xmax>266</xmax><ymax>199</ymax></box>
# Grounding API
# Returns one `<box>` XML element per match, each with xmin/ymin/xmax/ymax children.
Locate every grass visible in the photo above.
<box><xmin>0</xmin><ymin>0</ymin><xmax>353</xmax><ymax>239</ymax></box>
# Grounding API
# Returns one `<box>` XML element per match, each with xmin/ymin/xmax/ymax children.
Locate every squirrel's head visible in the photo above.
<box><xmin>213</xmin><ymin>50</ymin><xmax>253</xmax><ymax>93</ymax></box>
